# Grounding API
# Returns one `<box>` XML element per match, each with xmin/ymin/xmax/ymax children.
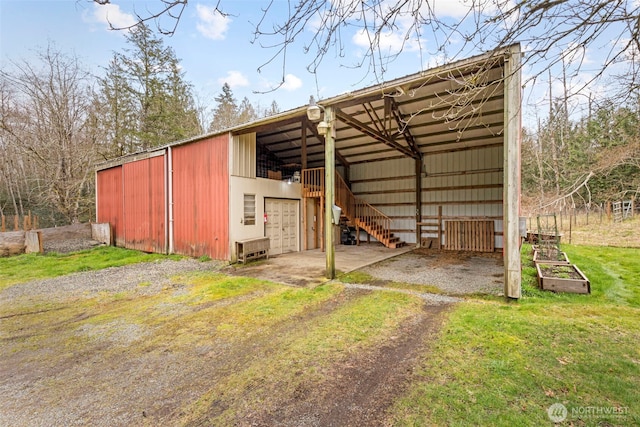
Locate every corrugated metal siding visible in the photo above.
<box><xmin>172</xmin><ymin>135</ymin><xmax>230</xmax><ymax>260</ymax></box>
<box><xmin>96</xmin><ymin>166</ymin><xmax>124</xmax><ymax>246</ymax></box>
<box><xmin>351</xmin><ymin>145</ymin><xmax>504</xmax><ymax>246</ymax></box>
<box><xmin>122</xmin><ymin>155</ymin><xmax>166</xmax><ymax>253</ymax></box>
<box><xmin>232</xmin><ymin>133</ymin><xmax>256</xmax><ymax>178</ymax></box>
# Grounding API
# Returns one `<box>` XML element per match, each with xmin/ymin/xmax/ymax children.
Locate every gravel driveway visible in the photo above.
<box><xmin>0</xmin><ymin>247</ymin><xmax>501</xmax><ymax>425</ymax></box>
<box><xmin>0</xmin><ymin>258</ymin><xmax>219</xmax><ymax>305</ymax></box>
<box><xmin>360</xmin><ymin>249</ymin><xmax>505</xmax><ymax>295</ymax></box>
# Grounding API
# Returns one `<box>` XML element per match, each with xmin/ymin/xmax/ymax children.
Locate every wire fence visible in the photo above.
<box><xmin>526</xmin><ymin>199</ymin><xmax>636</xmax><ymax>233</ymax></box>
<box><xmin>0</xmin><ymin>213</ymin><xmax>39</xmax><ymax>232</ymax></box>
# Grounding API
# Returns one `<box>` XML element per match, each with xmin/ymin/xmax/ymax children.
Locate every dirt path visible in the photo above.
<box><xmin>1</xmin><ymin>259</ymin><xmax>453</xmax><ymax>426</ymax></box>
<box><xmin>252</xmin><ymin>304</ymin><xmax>450</xmax><ymax>427</ymax></box>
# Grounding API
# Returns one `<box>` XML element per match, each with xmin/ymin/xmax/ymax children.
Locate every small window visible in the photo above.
<box><xmin>243</xmin><ymin>194</ymin><xmax>256</xmax><ymax>225</ymax></box>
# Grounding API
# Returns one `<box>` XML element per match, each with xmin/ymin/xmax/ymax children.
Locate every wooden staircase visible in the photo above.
<box><xmin>302</xmin><ymin>168</ymin><xmax>405</xmax><ymax>249</ymax></box>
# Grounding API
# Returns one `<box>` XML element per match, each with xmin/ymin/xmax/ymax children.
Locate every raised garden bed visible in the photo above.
<box><xmin>533</xmin><ymin>249</ymin><xmax>570</xmax><ymax>265</ymax></box>
<box><xmin>536</xmin><ymin>263</ymin><xmax>591</xmax><ymax>294</ymax></box>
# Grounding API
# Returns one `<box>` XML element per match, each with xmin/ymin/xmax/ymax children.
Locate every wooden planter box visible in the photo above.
<box><xmin>533</xmin><ymin>249</ymin><xmax>570</xmax><ymax>265</ymax></box>
<box><xmin>536</xmin><ymin>263</ymin><xmax>591</xmax><ymax>294</ymax></box>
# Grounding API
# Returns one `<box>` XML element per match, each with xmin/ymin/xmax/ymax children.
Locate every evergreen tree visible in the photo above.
<box><xmin>237</xmin><ymin>96</ymin><xmax>258</xmax><ymax>124</ymax></box>
<box><xmin>265</xmin><ymin>100</ymin><xmax>280</xmax><ymax>117</ymax></box>
<box><xmin>99</xmin><ymin>24</ymin><xmax>200</xmax><ymax>155</ymax></box>
<box><xmin>209</xmin><ymin>83</ymin><xmax>238</xmax><ymax>132</ymax></box>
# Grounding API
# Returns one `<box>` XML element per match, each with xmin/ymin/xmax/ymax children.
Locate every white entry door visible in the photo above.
<box><xmin>265</xmin><ymin>199</ymin><xmax>299</xmax><ymax>255</ymax></box>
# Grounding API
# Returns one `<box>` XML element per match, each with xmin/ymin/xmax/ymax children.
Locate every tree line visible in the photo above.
<box><xmin>522</xmin><ymin>91</ymin><xmax>640</xmax><ymax>214</ymax></box>
<box><xmin>2</xmin><ymin>6</ymin><xmax>639</xmax><ymax>225</ymax></box>
<box><xmin>0</xmin><ymin>24</ymin><xmax>279</xmax><ymax>226</ymax></box>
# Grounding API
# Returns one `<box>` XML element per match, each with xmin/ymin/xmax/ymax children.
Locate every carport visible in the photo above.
<box><xmin>96</xmin><ymin>45</ymin><xmax>522</xmax><ymax>298</ymax></box>
<box><xmin>232</xmin><ymin>44</ymin><xmax>522</xmax><ymax>298</ymax></box>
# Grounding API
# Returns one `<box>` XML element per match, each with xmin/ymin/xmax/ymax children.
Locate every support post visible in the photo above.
<box><xmin>503</xmin><ymin>44</ymin><xmax>522</xmax><ymax>299</ymax></box>
<box><xmin>320</xmin><ymin>196</ymin><xmax>325</xmax><ymax>252</ymax></box>
<box><xmin>302</xmin><ymin>198</ymin><xmax>307</xmax><ymax>251</ymax></box>
<box><xmin>415</xmin><ymin>157</ymin><xmax>423</xmax><ymax>247</ymax></box>
<box><xmin>324</xmin><ymin>107</ymin><xmax>336</xmax><ymax>279</ymax></box>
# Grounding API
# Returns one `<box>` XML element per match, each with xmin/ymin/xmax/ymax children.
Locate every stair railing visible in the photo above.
<box><xmin>302</xmin><ymin>167</ymin><xmax>392</xmax><ymax>245</ymax></box>
<box><xmin>354</xmin><ymin>197</ymin><xmax>391</xmax><ymax>243</ymax></box>
<box><xmin>335</xmin><ymin>172</ymin><xmax>356</xmax><ymax>221</ymax></box>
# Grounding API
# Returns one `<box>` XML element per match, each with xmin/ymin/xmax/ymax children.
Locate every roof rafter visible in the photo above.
<box><xmin>305</xmin><ymin>119</ymin><xmax>350</xmax><ymax>167</ymax></box>
<box><xmin>389</xmin><ymin>98</ymin><xmax>422</xmax><ymax>159</ymax></box>
<box><xmin>335</xmin><ymin>108</ymin><xmax>419</xmax><ymax>160</ymax></box>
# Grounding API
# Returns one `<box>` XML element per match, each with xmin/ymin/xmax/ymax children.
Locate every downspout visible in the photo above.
<box><xmin>163</xmin><ymin>150</ymin><xmax>169</xmax><ymax>254</ymax></box>
<box><xmin>94</xmin><ymin>169</ymin><xmax>98</xmax><ymax>224</ymax></box>
<box><xmin>168</xmin><ymin>146</ymin><xmax>175</xmax><ymax>254</ymax></box>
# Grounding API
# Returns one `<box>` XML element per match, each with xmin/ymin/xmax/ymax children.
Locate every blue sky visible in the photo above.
<box><xmin>1</xmin><ymin>0</ymin><xmax>431</xmax><ymax>113</ymax></box>
<box><xmin>1</xmin><ymin>1</ymin><xmax>637</xmax><ymax>128</ymax></box>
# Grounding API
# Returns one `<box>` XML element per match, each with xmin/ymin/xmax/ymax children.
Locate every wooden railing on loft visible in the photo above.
<box><xmin>302</xmin><ymin>168</ymin><xmax>324</xmax><ymax>197</ymax></box>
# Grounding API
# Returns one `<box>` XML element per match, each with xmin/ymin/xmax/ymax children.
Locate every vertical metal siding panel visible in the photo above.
<box><xmin>122</xmin><ymin>157</ymin><xmax>166</xmax><ymax>253</ymax></box>
<box><xmin>97</xmin><ymin>166</ymin><xmax>124</xmax><ymax>246</ymax></box>
<box><xmin>172</xmin><ymin>135</ymin><xmax>229</xmax><ymax>260</ymax></box>
<box><xmin>149</xmin><ymin>155</ymin><xmax>167</xmax><ymax>253</ymax></box>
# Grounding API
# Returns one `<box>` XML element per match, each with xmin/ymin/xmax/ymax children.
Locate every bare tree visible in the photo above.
<box><xmin>93</xmin><ymin>1</ymin><xmax>640</xmax><ymax>93</ymax></box>
<box><xmin>0</xmin><ymin>47</ymin><xmax>99</xmax><ymax>223</ymax></box>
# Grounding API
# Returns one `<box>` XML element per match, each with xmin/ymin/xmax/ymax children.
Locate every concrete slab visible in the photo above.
<box><xmin>224</xmin><ymin>243</ymin><xmax>504</xmax><ymax>296</ymax></box>
<box><xmin>223</xmin><ymin>243</ymin><xmax>413</xmax><ymax>287</ymax></box>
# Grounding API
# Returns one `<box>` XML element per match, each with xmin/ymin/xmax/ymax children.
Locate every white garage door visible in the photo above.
<box><xmin>265</xmin><ymin>198</ymin><xmax>299</xmax><ymax>255</ymax></box>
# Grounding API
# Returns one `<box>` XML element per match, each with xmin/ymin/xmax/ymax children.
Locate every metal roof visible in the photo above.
<box><xmin>96</xmin><ymin>44</ymin><xmax>518</xmax><ymax>171</ymax></box>
<box><xmin>237</xmin><ymin>44</ymin><xmax>518</xmax><ymax>168</ymax></box>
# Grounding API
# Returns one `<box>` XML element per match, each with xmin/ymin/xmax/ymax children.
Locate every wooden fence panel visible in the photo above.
<box><xmin>444</xmin><ymin>220</ymin><xmax>495</xmax><ymax>252</ymax></box>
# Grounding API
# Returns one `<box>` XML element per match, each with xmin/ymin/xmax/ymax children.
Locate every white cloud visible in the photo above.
<box><xmin>424</xmin><ymin>53</ymin><xmax>449</xmax><ymax>70</ymax></box>
<box><xmin>280</xmin><ymin>74</ymin><xmax>303</xmax><ymax>91</ymax></box>
<box><xmin>196</xmin><ymin>4</ymin><xmax>230</xmax><ymax>40</ymax></box>
<box><xmin>84</xmin><ymin>3</ymin><xmax>136</xmax><ymax>29</ymax></box>
<box><xmin>352</xmin><ymin>28</ymin><xmax>423</xmax><ymax>57</ymax></box>
<box><xmin>217</xmin><ymin>71</ymin><xmax>249</xmax><ymax>88</ymax></box>
<box><xmin>428</xmin><ymin>0</ymin><xmax>473</xmax><ymax>19</ymax></box>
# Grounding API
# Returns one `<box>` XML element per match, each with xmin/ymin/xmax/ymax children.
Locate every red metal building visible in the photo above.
<box><xmin>95</xmin><ymin>46</ymin><xmax>523</xmax><ymax>297</ymax></box>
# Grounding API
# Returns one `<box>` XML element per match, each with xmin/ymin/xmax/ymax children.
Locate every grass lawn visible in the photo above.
<box><xmin>2</xmin><ymin>243</ymin><xmax>639</xmax><ymax>425</ymax></box>
<box><xmin>0</xmin><ymin>246</ymin><xmax>182</xmax><ymax>291</ymax></box>
<box><xmin>390</xmin><ymin>244</ymin><xmax>640</xmax><ymax>426</ymax></box>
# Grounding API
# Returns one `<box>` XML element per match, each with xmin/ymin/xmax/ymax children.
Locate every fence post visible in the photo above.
<box><xmin>559</xmin><ymin>212</ymin><xmax>563</xmax><ymax>231</ymax></box>
<box><xmin>569</xmin><ymin>213</ymin><xmax>572</xmax><ymax>244</ymax></box>
<box><xmin>14</xmin><ymin>215</ymin><xmax>19</xmax><ymax>231</ymax></box>
<box><xmin>600</xmin><ymin>203</ymin><xmax>603</xmax><ymax>224</ymax></box>
<box><xmin>1</xmin><ymin>215</ymin><xmax>4</xmax><ymax>232</ymax></box>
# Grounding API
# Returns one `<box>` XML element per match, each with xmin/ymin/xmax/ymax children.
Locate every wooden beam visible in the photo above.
<box><xmin>335</xmin><ymin>108</ymin><xmax>419</xmax><ymax>159</ymax></box>
<box><xmin>350</xmin><ymin>168</ymin><xmax>504</xmax><ymax>184</ymax></box>
<box><xmin>415</xmin><ymin>157</ymin><xmax>422</xmax><ymax>246</ymax></box>
<box><xmin>305</xmin><ymin>120</ymin><xmax>350</xmax><ymax>168</ymax></box>
<box><xmin>301</xmin><ymin>118</ymin><xmax>307</xmax><ymax>170</ymax></box>
<box><xmin>503</xmin><ymin>45</ymin><xmax>522</xmax><ymax>299</ymax></box>
<box><xmin>390</xmin><ymin>98</ymin><xmax>421</xmax><ymax>158</ymax></box>
<box><xmin>324</xmin><ymin>106</ymin><xmax>336</xmax><ymax>279</ymax></box>
<box><xmin>353</xmin><ymin>183</ymin><xmax>503</xmax><ymax>195</ymax></box>
<box><xmin>437</xmin><ymin>206</ymin><xmax>443</xmax><ymax>249</ymax></box>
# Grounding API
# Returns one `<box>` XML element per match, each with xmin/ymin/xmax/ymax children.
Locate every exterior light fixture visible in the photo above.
<box><xmin>317</xmin><ymin>120</ymin><xmax>329</xmax><ymax>134</ymax></box>
<box><xmin>306</xmin><ymin>95</ymin><xmax>323</xmax><ymax>121</ymax></box>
